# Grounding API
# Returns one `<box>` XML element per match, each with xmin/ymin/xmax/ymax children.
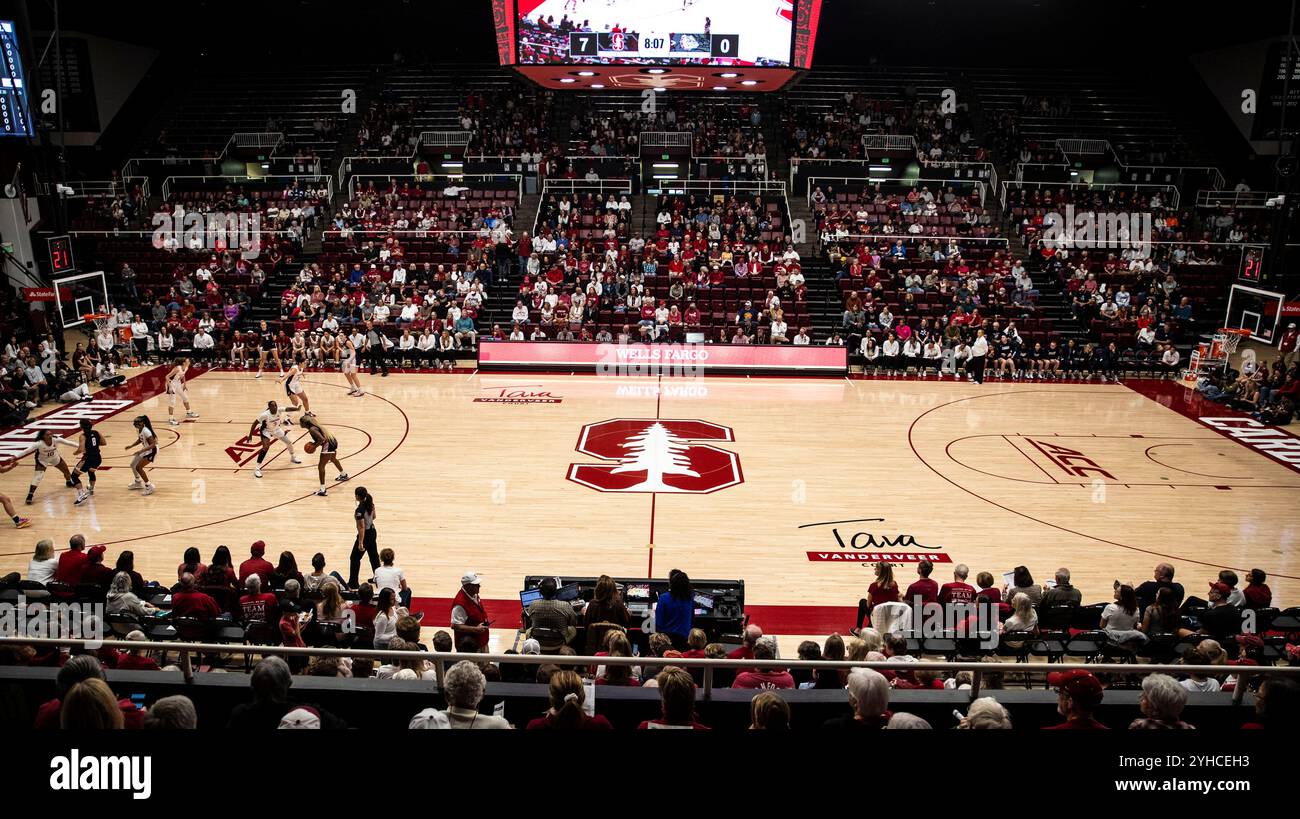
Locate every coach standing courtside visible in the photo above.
<box><xmin>969</xmin><ymin>329</ymin><xmax>989</xmax><ymax>384</ymax></box>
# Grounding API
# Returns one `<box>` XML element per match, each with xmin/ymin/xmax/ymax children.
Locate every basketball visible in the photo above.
<box><xmin>304</xmin><ymin>441</ymin><xmax>317</xmax><ymax>454</ymax></box>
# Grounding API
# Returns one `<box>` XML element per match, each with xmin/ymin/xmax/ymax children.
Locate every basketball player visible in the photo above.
<box><xmin>12</xmin><ymin>429</ymin><xmax>80</xmax><ymax>504</ymax></box>
<box><xmin>278</xmin><ymin>354</ymin><xmax>313</xmax><ymax>415</ymax></box>
<box><xmin>339</xmin><ymin>331</ymin><xmax>363</xmax><ymax>397</ymax></box>
<box><xmin>300</xmin><ymin>414</ymin><xmax>348</xmax><ymax>495</ymax></box>
<box><xmin>124</xmin><ymin>415</ymin><xmax>158</xmax><ymax>495</ymax></box>
<box><xmin>249</xmin><ymin>399</ymin><xmax>303</xmax><ymax>478</ymax></box>
<box><xmin>254</xmin><ymin>320</ymin><xmax>283</xmax><ymax>379</ymax></box>
<box><xmin>0</xmin><ymin>461</ymin><xmax>32</xmax><ymax>527</ymax></box>
<box><xmin>70</xmin><ymin>419</ymin><xmax>107</xmax><ymax>505</ymax></box>
<box><xmin>165</xmin><ymin>357</ymin><xmax>200</xmax><ymax>426</ymax></box>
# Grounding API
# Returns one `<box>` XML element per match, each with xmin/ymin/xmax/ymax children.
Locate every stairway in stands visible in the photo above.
<box><xmin>799</xmin><ymin>257</ymin><xmax>841</xmax><ymax>342</ymax></box>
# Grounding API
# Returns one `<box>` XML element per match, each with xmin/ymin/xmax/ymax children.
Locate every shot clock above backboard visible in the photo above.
<box><xmin>48</xmin><ymin>235</ymin><xmax>76</xmax><ymax>276</ymax></box>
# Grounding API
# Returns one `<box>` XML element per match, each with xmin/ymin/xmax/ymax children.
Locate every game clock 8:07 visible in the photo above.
<box><xmin>48</xmin><ymin>235</ymin><xmax>76</xmax><ymax>275</ymax></box>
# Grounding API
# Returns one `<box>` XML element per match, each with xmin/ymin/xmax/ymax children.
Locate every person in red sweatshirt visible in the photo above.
<box><xmin>53</xmin><ymin>534</ymin><xmax>87</xmax><ymax>584</ymax></box>
<box><xmin>79</xmin><ymin>545</ymin><xmax>114</xmax><ymax>588</ymax></box>
<box><xmin>904</xmin><ymin>559</ymin><xmax>939</xmax><ymax>607</ymax></box>
<box><xmin>730</xmin><ymin>638</ymin><xmax>795</xmax><ymax>690</ymax></box>
<box><xmin>939</xmin><ymin>563</ymin><xmax>977</xmax><ymax>606</ymax></box>
<box><xmin>171</xmin><ymin>573</ymin><xmax>222</xmax><ymax>619</ymax></box>
<box><xmin>238</xmin><ymin>540</ymin><xmax>274</xmax><ymax>585</ymax></box>
<box><xmin>114</xmin><ymin>631</ymin><xmax>162</xmax><ymax>671</ymax></box>
<box><xmin>1045</xmin><ymin>669</ymin><xmax>1109</xmax><ymax>730</ymax></box>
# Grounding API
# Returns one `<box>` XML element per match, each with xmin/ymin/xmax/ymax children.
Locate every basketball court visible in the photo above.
<box><xmin>3</xmin><ymin>364</ymin><xmax>1296</xmax><ymax>649</ymax></box>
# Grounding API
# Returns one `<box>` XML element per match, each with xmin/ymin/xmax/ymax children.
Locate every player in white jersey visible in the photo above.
<box><xmin>11</xmin><ymin>429</ymin><xmax>81</xmax><ymax>504</ymax></box>
<box><xmin>249</xmin><ymin>399</ymin><xmax>304</xmax><ymax>478</ymax></box>
<box><xmin>166</xmin><ymin>357</ymin><xmax>200</xmax><ymax>426</ymax></box>
<box><xmin>339</xmin><ymin>332</ymin><xmax>363</xmax><ymax>396</ymax></box>
<box><xmin>124</xmin><ymin>415</ymin><xmax>159</xmax><ymax>495</ymax></box>
<box><xmin>278</xmin><ymin>353</ymin><xmax>313</xmax><ymax>414</ymax></box>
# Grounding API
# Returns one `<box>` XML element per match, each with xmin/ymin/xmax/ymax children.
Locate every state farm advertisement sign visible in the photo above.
<box><xmin>478</xmin><ymin>341</ymin><xmax>847</xmax><ymax>374</ymax></box>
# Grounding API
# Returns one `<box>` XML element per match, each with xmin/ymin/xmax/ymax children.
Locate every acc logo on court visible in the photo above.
<box><xmin>567</xmin><ymin>419</ymin><xmax>743</xmax><ymax>494</ymax></box>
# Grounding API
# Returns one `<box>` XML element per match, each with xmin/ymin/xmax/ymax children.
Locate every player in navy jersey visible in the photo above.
<box><xmin>71</xmin><ymin>419</ymin><xmax>107</xmax><ymax>505</ymax></box>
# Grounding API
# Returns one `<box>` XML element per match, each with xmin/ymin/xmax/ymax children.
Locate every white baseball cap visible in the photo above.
<box><xmin>409</xmin><ymin>708</ymin><xmax>451</xmax><ymax>729</ymax></box>
<box><xmin>461</xmin><ymin>571</ymin><xmax>481</xmax><ymax>585</ymax></box>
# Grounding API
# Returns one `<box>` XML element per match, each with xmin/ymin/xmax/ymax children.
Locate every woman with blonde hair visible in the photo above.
<box><xmin>316</xmin><ymin>581</ymin><xmax>351</xmax><ymax>625</ymax></box>
<box><xmin>1001</xmin><ymin>592</ymin><xmax>1039</xmax><ymax>633</ymax></box>
<box><xmin>960</xmin><ymin>696</ymin><xmax>1013</xmax><ymax>729</ymax></box>
<box><xmin>106</xmin><ymin>571</ymin><xmax>157</xmax><ymax>619</ymax></box>
<box><xmin>60</xmin><ymin>678</ymin><xmax>125</xmax><ymax>729</ymax></box>
<box><xmin>525</xmin><ymin>670</ymin><xmax>613</xmax><ymax>730</ymax></box>
<box><xmin>853</xmin><ymin>561</ymin><xmax>898</xmax><ymax>636</ymax></box>
<box><xmin>27</xmin><ymin>539</ymin><xmax>58</xmax><ymax>584</ymax></box>
<box><xmin>749</xmin><ymin>691</ymin><xmax>791</xmax><ymax>729</ymax></box>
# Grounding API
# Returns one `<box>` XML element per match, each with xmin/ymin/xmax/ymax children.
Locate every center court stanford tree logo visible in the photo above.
<box><xmin>567</xmin><ymin>419</ymin><xmax>743</xmax><ymax>494</ymax></box>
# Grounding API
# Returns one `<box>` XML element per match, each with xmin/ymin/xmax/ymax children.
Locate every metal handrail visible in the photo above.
<box><xmin>228</xmin><ymin>131</ymin><xmax>285</xmax><ymax>151</ymax></box>
<box><xmin>418</xmin><ymin>130</ymin><xmax>471</xmax><ymax>147</ymax></box>
<box><xmin>346</xmin><ymin>173</ymin><xmax>522</xmax><ymax>201</ymax></box>
<box><xmin>641</xmin><ymin>131</ymin><xmax>694</xmax><ymax>148</ymax></box>
<box><xmin>999</xmin><ymin>179</ymin><xmax>1180</xmax><ymax>211</ymax></box>
<box><xmin>862</xmin><ymin>134</ymin><xmax>917</xmax><ymax>151</ymax></box>
<box><xmin>805</xmin><ymin>176</ymin><xmax>987</xmax><ymax>206</ymax></box>
<box><xmin>1195</xmin><ymin>189</ymin><xmax>1281</xmax><ymax>209</ymax></box>
<box><xmin>1056</xmin><ymin>137</ymin><xmax>1112</xmax><ymax>157</ymax></box>
<box><xmin>160</xmin><ymin>174</ymin><xmax>334</xmax><ymax>202</ymax></box>
<box><xmin>828</xmin><ymin>232</ymin><xmax>1010</xmax><ymax>246</ymax></box>
<box><xmin>3</xmin><ymin>636</ymin><xmax>1291</xmax><ymax>703</ymax></box>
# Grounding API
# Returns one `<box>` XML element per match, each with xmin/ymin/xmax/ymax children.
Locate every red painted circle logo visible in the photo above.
<box><xmin>567</xmin><ymin>419</ymin><xmax>743</xmax><ymax>494</ymax></box>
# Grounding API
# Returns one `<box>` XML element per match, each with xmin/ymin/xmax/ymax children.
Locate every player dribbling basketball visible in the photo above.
<box><xmin>300</xmin><ymin>414</ymin><xmax>348</xmax><ymax>495</ymax></box>
<box><xmin>249</xmin><ymin>399</ymin><xmax>303</xmax><ymax>478</ymax></box>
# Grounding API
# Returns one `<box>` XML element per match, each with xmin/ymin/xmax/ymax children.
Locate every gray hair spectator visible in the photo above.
<box><xmin>1130</xmin><ymin>673</ymin><xmax>1194</xmax><ymax>729</ymax></box>
<box><xmin>251</xmin><ymin>656</ymin><xmax>292</xmax><ymax>703</ymax></box>
<box><xmin>823</xmin><ymin>667</ymin><xmax>893</xmax><ymax>729</ymax></box>
<box><xmin>961</xmin><ymin>697</ymin><xmax>1013</xmax><ymax>729</ymax></box>
<box><xmin>441</xmin><ymin>660</ymin><xmax>511</xmax><ymax>729</ymax></box>
<box><xmin>886</xmin><ymin>712</ymin><xmax>933</xmax><ymax>729</ymax></box>
<box><xmin>144</xmin><ymin>695</ymin><xmax>198</xmax><ymax>729</ymax></box>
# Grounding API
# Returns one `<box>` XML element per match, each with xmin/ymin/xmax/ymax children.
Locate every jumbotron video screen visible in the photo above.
<box><xmin>516</xmin><ymin>0</ymin><xmax>796</xmax><ymax>66</ymax></box>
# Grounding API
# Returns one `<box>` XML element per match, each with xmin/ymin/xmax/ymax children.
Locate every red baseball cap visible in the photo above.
<box><xmin>250</xmin><ymin>540</ymin><xmax>266</xmax><ymax>556</ymax></box>
<box><xmin>1209</xmin><ymin>581</ymin><xmax>1233</xmax><ymax>597</ymax></box>
<box><xmin>1047</xmin><ymin>669</ymin><xmax>1104</xmax><ymax>705</ymax></box>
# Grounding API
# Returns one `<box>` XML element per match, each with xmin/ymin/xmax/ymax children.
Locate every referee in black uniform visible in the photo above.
<box><xmin>364</xmin><ymin>321</ymin><xmax>389</xmax><ymax>377</ymax></box>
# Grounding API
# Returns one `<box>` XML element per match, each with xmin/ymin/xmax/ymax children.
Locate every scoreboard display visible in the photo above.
<box><xmin>0</xmin><ymin>20</ymin><xmax>34</xmax><ymax>137</ymax></box>
<box><xmin>568</xmin><ymin>29</ymin><xmax>741</xmax><ymax>61</ymax></box>
<box><xmin>518</xmin><ymin>0</ymin><xmax>794</xmax><ymax>67</ymax></box>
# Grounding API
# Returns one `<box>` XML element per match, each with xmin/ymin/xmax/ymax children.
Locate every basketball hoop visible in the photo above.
<box><xmin>83</xmin><ymin>313</ymin><xmax>112</xmax><ymax>334</ymax></box>
<box><xmin>1215</xmin><ymin>328</ymin><xmax>1252</xmax><ymax>359</ymax></box>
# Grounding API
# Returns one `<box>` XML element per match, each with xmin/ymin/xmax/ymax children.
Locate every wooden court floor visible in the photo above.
<box><xmin>2</xmin><ymin>366</ymin><xmax>1298</xmax><ymax>647</ymax></box>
